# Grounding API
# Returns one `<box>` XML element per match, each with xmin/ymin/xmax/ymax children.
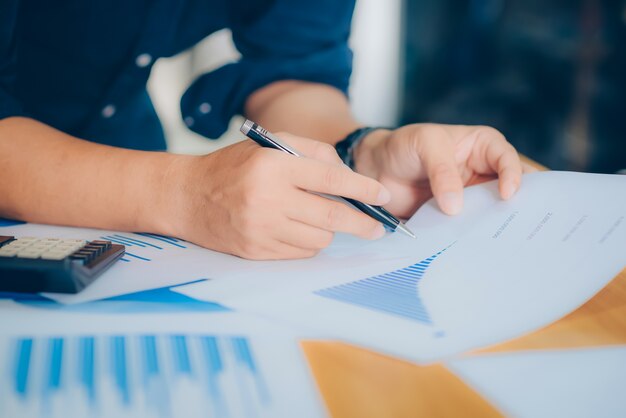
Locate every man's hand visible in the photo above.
<box><xmin>353</xmin><ymin>124</ymin><xmax>533</xmax><ymax>219</ymax></box>
<box><xmin>169</xmin><ymin>134</ymin><xmax>390</xmax><ymax>260</ymax></box>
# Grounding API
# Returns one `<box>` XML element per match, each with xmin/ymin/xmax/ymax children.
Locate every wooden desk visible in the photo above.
<box><xmin>303</xmin><ymin>161</ymin><xmax>626</xmax><ymax>417</ymax></box>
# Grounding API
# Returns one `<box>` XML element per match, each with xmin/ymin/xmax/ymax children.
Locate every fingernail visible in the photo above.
<box><xmin>377</xmin><ymin>187</ymin><xmax>392</xmax><ymax>205</ymax></box>
<box><xmin>371</xmin><ymin>224</ymin><xmax>386</xmax><ymax>240</ymax></box>
<box><xmin>502</xmin><ymin>181</ymin><xmax>518</xmax><ymax>200</ymax></box>
<box><xmin>440</xmin><ymin>192</ymin><xmax>463</xmax><ymax>215</ymax></box>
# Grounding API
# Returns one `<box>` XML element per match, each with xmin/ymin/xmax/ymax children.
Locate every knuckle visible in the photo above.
<box><xmin>247</xmin><ymin>148</ymin><xmax>273</xmax><ymax>174</ymax></box>
<box><xmin>325</xmin><ymin>203</ymin><xmax>346</xmax><ymax>230</ymax></box>
<box><xmin>315</xmin><ymin>142</ymin><xmax>339</xmax><ymax>163</ymax></box>
<box><xmin>314</xmin><ymin>231</ymin><xmax>335</xmax><ymax>249</ymax></box>
<box><xmin>431</xmin><ymin>162</ymin><xmax>454</xmax><ymax>178</ymax></box>
<box><xmin>478</xmin><ymin>125</ymin><xmax>505</xmax><ymax>141</ymax></box>
<box><xmin>322</xmin><ymin>166</ymin><xmax>344</xmax><ymax>192</ymax></box>
<box><xmin>363</xmin><ymin>179</ymin><xmax>382</xmax><ymax>201</ymax></box>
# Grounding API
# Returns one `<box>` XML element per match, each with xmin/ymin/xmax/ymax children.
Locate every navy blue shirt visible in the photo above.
<box><xmin>0</xmin><ymin>0</ymin><xmax>355</xmax><ymax>150</ymax></box>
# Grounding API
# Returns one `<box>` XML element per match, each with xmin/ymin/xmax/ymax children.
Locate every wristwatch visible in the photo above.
<box><xmin>334</xmin><ymin>127</ymin><xmax>388</xmax><ymax>170</ymax></box>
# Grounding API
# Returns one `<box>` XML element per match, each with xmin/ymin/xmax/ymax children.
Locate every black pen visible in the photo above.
<box><xmin>240</xmin><ymin>119</ymin><xmax>416</xmax><ymax>239</ymax></box>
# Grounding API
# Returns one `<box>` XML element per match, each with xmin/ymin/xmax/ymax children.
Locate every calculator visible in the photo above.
<box><xmin>0</xmin><ymin>236</ymin><xmax>125</xmax><ymax>294</ymax></box>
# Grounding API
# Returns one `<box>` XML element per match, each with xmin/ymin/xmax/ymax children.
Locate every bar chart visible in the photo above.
<box><xmin>314</xmin><ymin>250</ymin><xmax>444</xmax><ymax>325</ymax></box>
<box><xmin>1</xmin><ymin>334</ymin><xmax>272</xmax><ymax>418</ymax></box>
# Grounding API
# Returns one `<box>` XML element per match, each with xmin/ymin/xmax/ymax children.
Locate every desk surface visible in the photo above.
<box><xmin>303</xmin><ymin>160</ymin><xmax>626</xmax><ymax>417</ymax></box>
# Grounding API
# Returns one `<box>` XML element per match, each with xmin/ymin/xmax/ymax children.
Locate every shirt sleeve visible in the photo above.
<box><xmin>181</xmin><ymin>0</ymin><xmax>356</xmax><ymax>139</ymax></box>
<box><xmin>0</xmin><ymin>0</ymin><xmax>26</xmax><ymax>120</ymax></box>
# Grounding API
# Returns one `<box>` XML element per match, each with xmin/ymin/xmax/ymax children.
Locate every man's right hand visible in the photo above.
<box><xmin>166</xmin><ymin>133</ymin><xmax>391</xmax><ymax>260</ymax></box>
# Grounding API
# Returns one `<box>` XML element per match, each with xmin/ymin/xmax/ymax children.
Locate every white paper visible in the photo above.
<box><xmin>447</xmin><ymin>347</ymin><xmax>626</xmax><ymax>418</ymax></box>
<box><xmin>204</xmin><ymin>172</ymin><xmax>626</xmax><ymax>363</ymax></box>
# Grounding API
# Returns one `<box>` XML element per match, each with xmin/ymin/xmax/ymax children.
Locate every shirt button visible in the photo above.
<box><xmin>135</xmin><ymin>53</ymin><xmax>153</xmax><ymax>68</ymax></box>
<box><xmin>101</xmin><ymin>105</ymin><xmax>116</xmax><ymax>118</ymax></box>
<box><xmin>184</xmin><ymin>116</ymin><xmax>195</xmax><ymax>127</ymax></box>
<box><xmin>199</xmin><ymin>102</ymin><xmax>212</xmax><ymax>114</ymax></box>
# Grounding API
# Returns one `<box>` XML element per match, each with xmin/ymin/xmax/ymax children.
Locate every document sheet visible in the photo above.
<box><xmin>193</xmin><ymin>172</ymin><xmax>626</xmax><ymax>362</ymax></box>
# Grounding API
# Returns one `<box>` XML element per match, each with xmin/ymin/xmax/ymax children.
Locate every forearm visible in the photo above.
<box><xmin>0</xmin><ymin>117</ymin><xmax>187</xmax><ymax>234</ymax></box>
<box><xmin>245</xmin><ymin>80</ymin><xmax>362</xmax><ymax>145</ymax></box>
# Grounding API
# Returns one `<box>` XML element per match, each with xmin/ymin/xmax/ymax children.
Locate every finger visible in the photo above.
<box><xmin>274</xmin><ymin>219</ymin><xmax>335</xmax><ymax>250</ymax></box>
<box><xmin>256</xmin><ymin>240</ymin><xmax>319</xmax><ymax>260</ymax></box>
<box><xmin>285</xmin><ymin>157</ymin><xmax>391</xmax><ymax>206</ymax></box>
<box><xmin>285</xmin><ymin>191</ymin><xmax>386</xmax><ymax>240</ymax></box>
<box><xmin>272</xmin><ymin>241</ymin><xmax>319</xmax><ymax>260</ymax></box>
<box><xmin>273</xmin><ymin>132</ymin><xmax>344</xmax><ymax>166</ymax></box>
<box><xmin>415</xmin><ymin>135</ymin><xmax>464</xmax><ymax>215</ymax></box>
<box><xmin>477</xmin><ymin>130</ymin><xmax>523</xmax><ymax>200</ymax></box>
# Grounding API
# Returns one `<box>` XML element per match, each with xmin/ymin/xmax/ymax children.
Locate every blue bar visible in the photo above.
<box><xmin>101</xmin><ymin>236</ymin><xmax>134</xmax><ymax>247</ymax></box>
<box><xmin>79</xmin><ymin>337</ymin><xmax>96</xmax><ymax>403</ymax></box>
<box><xmin>201</xmin><ymin>336</ymin><xmax>222</xmax><ymax>374</ymax></box>
<box><xmin>170</xmin><ymin>335</ymin><xmax>191</xmax><ymax>375</ymax></box>
<box><xmin>124</xmin><ymin>252</ymin><xmax>151</xmax><ymax>262</ymax></box>
<box><xmin>141</xmin><ymin>336</ymin><xmax>159</xmax><ymax>384</ymax></box>
<box><xmin>342</xmin><ymin>279</ymin><xmax>416</xmax><ymax>298</ymax></box>
<box><xmin>201</xmin><ymin>336</ymin><xmax>226</xmax><ymax>416</ymax></box>
<box><xmin>135</xmin><ymin>233</ymin><xmax>187</xmax><ymax>249</ymax></box>
<box><xmin>231</xmin><ymin>337</ymin><xmax>256</xmax><ymax>374</ymax></box>
<box><xmin>113</xmin><ymin>234</ymin><xmax>162</xmax><ymax>250</ymax></box>
<box><xmin>13</xmin><ymin>338</ymin><xmax>33</xmax><ymax>398</ymax></box>
<box><xmin>46</xmin><ymin>338</ymin><xmax>64</xmax><ymax>393</ymax></box>
<box><xmin>110</xmin><ymin>336</ymin><xmax>131</xmax><ymax>405</ymax></box>
<box><xmin>106</xmin><ymin>235</ymin><xmax>146</xmax><ymax>248</ymax></box>
<box><xmin>135</xmin><ymin>232</ymin><xmax>179</xmax><ymax>243</ymax></box>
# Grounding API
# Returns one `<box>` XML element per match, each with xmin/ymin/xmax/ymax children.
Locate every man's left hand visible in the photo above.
<box><xmin>353</xmin><ymin>123</ymin><xmax>535</xmax><ymax>218</ymax></box>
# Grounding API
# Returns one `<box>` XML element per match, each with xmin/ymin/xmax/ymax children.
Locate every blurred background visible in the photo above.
<box><xmin>149</xmin><ymin>0</ymin><xmax>625</xmax><ymax>173</ymax></box>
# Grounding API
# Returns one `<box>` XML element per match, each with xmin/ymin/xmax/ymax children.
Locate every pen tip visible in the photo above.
<box><xmin>396</xmin><ymin>223</ymin><xmax>417</xmax><ymax>239</ymax></box>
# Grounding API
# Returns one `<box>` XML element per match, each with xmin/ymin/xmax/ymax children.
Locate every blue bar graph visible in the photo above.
<box><xmin>100</xmin><ymin>232</ymin><xmax>187</xmax><ymax>262</ymax></box>
<box><xmin>2</xmin><ymin>334</ymin><xmax>270</xmax><ymax>418</ymax></box>
<box><xmin>314</xmin><ymin>250</ymin><xmax>445</xmax><ymax>325</ymax></box>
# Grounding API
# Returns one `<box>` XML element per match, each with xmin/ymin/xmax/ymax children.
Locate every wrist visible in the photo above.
<box><xmin>352</xmin><ymin>129</ymin><xmax>392</xmax><ymax>178</ymax></box>
<box><xmin>142</xmin><ymin>152</ymin><xmax>198</xmax><ymax>237</ymax></box>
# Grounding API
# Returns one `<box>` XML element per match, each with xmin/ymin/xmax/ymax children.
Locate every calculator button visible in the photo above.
<box><xmin>4</xmin><ymin>242</ymin><xmax>30</xmax><ymax>250</ymax></box>
<box><xmin>14</xmin><ymin>238</ymin><xmax>36</xmax><ymax>244</ymax></box>
<box><xmin>0</xmin><ymin>248</ymin><xmax>18</xmax><ymax>257</ymax></box>
<box><xmin>29</xmin><ymin>245</ymin><xmax>54</xmax><ymax>252</ymax></box>
<box><xmin>17</xmin><ymin>249</ymin><xmax>44</xmax><ymax>259</ymax></box>
<box><xmin>62</xmin><ymin>239</ymin><xmax>87</xmax><ymax>245</ymax></box>
<box><xmin>91</xmin><ymin>240</ymin><xmax>110</xmax><ymax>245</ymax></box>
<box><xmin>46</xmin><ymin>247</ymin><xmax>74</xmax><ymax>256</ymax></box>
<box><xmin>41</xmin><ymin>251</ymin><xmax>70</xmax><ymax>260</ymax></box>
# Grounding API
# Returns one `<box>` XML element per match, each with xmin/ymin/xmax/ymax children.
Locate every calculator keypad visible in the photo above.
<box><xmin>0</xmin><ymin>238</ymin><xmax>87</xmax><ymax>260</ymax></box>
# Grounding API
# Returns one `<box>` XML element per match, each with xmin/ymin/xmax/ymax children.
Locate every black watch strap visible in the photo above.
<box><xmin>335</xmin><ymin>127</ymin><xmax>388</xmax><ymax>170</ymax></box>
